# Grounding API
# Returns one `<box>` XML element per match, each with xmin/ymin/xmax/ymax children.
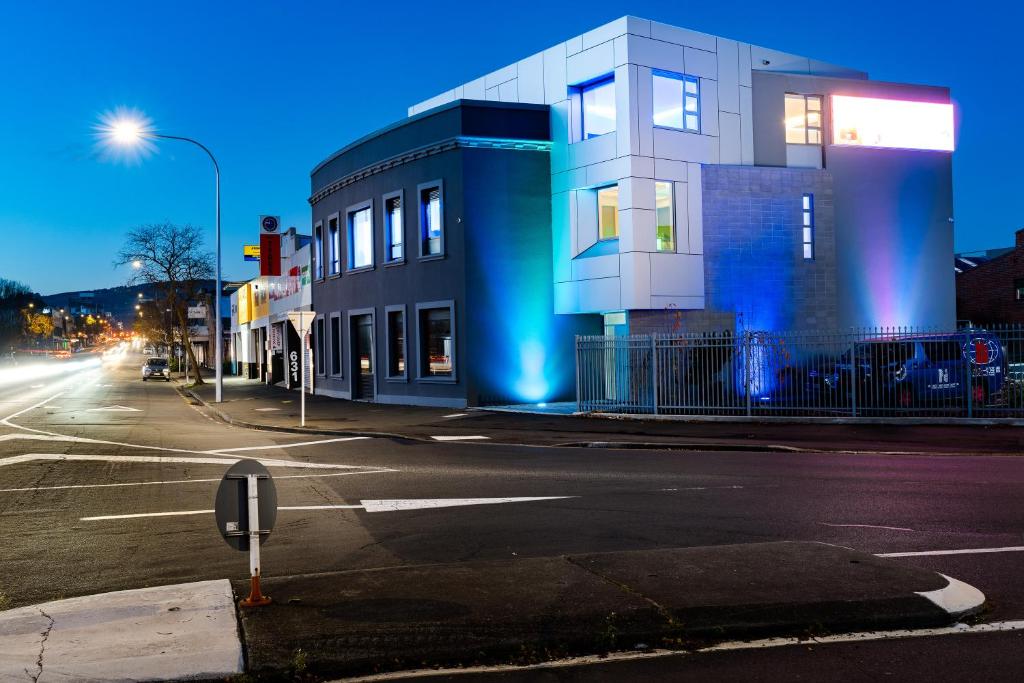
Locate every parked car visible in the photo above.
<box><xmin>142</xmin><ymin>357</ymin><xmax>170</xmax><ymax>382</ymax></box>
<box><xmin>825</xmin><ymin>330</ymin><xmax>1006</xmax><ymax>410</ymax></box>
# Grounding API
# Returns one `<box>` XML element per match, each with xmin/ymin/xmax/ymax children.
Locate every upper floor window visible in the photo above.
<box><xmin>652</xmin><ymin>71</ymin><xmax>699</xmax><ymax>132</ymax></box>
<box><xmin>785</xmin><ymin>93</ymin><xmax>823</xmax><ymax>144</ymax></box>
<box><xmin>597</xmin><ymin>185</ymin><xmax>619</xmax><ymax>241</ymax></box>
<box><xmin>655</xmin><ymin>181</ymin><xmax>675</xmax><ymax>252</ymax></box>
<box><xmin>313</xmin><ymin>222</ymin><xmax>324</xmax><ymax>280</ymax></box>
<box><xmin>1015</xmin><ymin>279</ymin><xmax>1024</xmax><ymax>302</ymax></box>
<box><xmin>802</xmin><ymin>194</ymin><xmax>815</xmax><ymax>260</ymax></box>
<box><xmin>327</xmin><ymin>216</ymin><xmax>340</xmax><ymax>276</ymax></box>
<box><xmin>347</xmin><ymin>205</ymin><xmax>373</xmax><ymax>270</ymax></box>
<box><xmin>420</xmin><ymin>183</ymin><xmax>443</xmax><ymax>257</ymax></box>
<box><xmin>580</xmin><ymin>77</ymin><xmax>616</xmax><ymax>140</ymax></box>
<box><xmin>384</xmin><ymin>193</ymin><xmax>403</xmax><ymax>262</ymax></box>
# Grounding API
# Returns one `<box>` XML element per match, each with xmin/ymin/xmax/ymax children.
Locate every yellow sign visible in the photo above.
<box><xmin>243</xmin><ymin>244</ymin><xmax>260</xmax><ymax>261</ymax></box>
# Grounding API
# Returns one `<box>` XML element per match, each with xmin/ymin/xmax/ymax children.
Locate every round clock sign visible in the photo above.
<box><xmin>261</xmin><ymin>215</ymin><xmax>280</xmax><ymax>233</ymax></box>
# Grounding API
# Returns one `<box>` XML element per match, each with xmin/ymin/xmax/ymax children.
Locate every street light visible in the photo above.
<box><xmin>102</xmin><ymin>113</ymin><xmax>224</xmax><ymax>402</ymax></box>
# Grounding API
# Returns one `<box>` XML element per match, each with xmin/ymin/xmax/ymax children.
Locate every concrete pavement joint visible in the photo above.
<box><xmin>563</xmin><ymin>555</ymin><xmax>683</xmax><ymax>634</ymax></box>
<box><xmin>26</xmin><ymin>608</ymin><xmax>53</xmax><ymax>683</ymax></box>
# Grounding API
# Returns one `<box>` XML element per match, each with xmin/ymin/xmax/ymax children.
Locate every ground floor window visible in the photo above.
<box><xmin>386</xmin><ymin>307</ymin><xmax>406</xmax><ymax>379</ymax></box>
<box><xmin>417</xmin><ymin>302</ymin><xmax>453</xmax><ymax>379</ymax></box>
<box><xmin>315</xmin><ymin>317</ymin><xmax>326</xmax><ymax>375</ymax></box>
<box><xmin>330</xmin><ymin>315</ymin><xmax>342</xmax><ymax>376</ymax></box>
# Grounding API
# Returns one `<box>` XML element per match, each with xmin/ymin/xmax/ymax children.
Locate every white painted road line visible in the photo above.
<box><xmin>0</xmin><ymin>391</ymin><xmax>63</xmax><ymax>423</ymax></box>
<box><xmin>205</xmin><ymin>436</ymin><xmax>368</xmax><ymax>453</ymax></box>
<box><xmin>879</xmin><ymin>545</ymin><xmax>1024</xmax><ymax>558</ymax></box>
<box><xmin>342</xmin><ymin>621</ymin><xmax>1024</xmax><ymax>682</ymax></box>
<box><xmin>360</xmin><ymin>496</ymin><xmax>575</xmax><ymax>512</ymax></box>
<box><xmin>87</xmin><ymin>405</ymin><xmax>141</xmax><ymax>412</ymax></box>
<box><xmin>431</xmin><ymin>435</ymin><xmax>490</xmax><ymax>441</ymax></box>
<box><xmin>80</xmin><ymin>496</ymin><xmax>576</xmax><ymax>521</ymax></box>
<box><xmin>442</xmin><ymin>413</ymin><xmax>468</xmax><ymax>418</ymax></box>
<box><xmin>253</xmin><ymin>407</ymin><xmax>280</xmax><ymax>412</ymax></box>
<box><xmin>0</xmin><ymin>469</ymin><xmax>396</xmax><ymax>493</ymax></box>
<box><xmin>915</xmin><ymin>573</ymin><xmax>986</xmax><ymax>618</ymax></box>
<box><xmin>0</xmin><ymin>453</ymin><xmax>396</xmax><ymax>471</ymax></box>
<box><xmin>821</xmin><ymin>523</ymin><xmax>914</xmax><ymax>532</ymax></box>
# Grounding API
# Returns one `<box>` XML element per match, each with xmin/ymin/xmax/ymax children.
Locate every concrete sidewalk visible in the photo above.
<box><xmin>237</xmin><ymin>542</ymin><xmax>983</xmax><ymax>679</ymax></box>
<box><xmin>186</xmin><ymin>375</ymin><xmax>1024</xmax><ymax>455</ymax></box>
<box><xmin>0</xmin><ymin>580</ymin><xmax>243</xmax><ymax>682</ymax></box>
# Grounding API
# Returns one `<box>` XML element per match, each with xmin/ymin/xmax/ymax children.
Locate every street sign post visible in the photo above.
<box><xmin>215</xmin><ymin>459</ymin><xmax>277</xmax><ymax>607</ymax></box>
<box><xmin>287</xmin><ymin>311</ymin><xmax>316</xmax><ymax>427</ymax></box>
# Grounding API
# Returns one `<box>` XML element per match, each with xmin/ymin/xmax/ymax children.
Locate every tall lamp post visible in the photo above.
<box><xmin>104</xmin><ymin>118</ymin><xmax>224</xmax><ymax>402</ymax></box>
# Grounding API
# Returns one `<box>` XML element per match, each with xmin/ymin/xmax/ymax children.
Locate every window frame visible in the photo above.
<box><xmin>329</xmin><ymin>312</ymin><xmax>342</xmax><ymax>377</ymax></box>
<box><xmin>382</xmin><ymin>189</ymin><xmax>405</xmax><ymax>266</ymax></box>
<box><xmin>651</xmin><ymin>70</ymin><xmax>700</xmax><ymax>133</ymax></box>
<box><xmin>1015</xmin><ymin>279</ymin><xmax>1024</xmax><ymax>302</ymax></box>
<box><xmin>578</xmin><ymin>75</ymin><xmax>616</xmax><ymax>141</ymax></box>
<box><xmin>802</xmin><ymin>193</ymin><xmax>815</xmax><ymax>260</ymax></box>
<box><xmin>384</xmin><ymin>304</ymin><xmax>408</xmax><ymax>381</ymax></box>
<box><xmin>314</xmin><ymin>315</ymin><xmax>326</xmax><ymax>376</ymax></box>
<box><xmin>414</xmin><ymin>300</ymin><xmax>456</xmax><ymax>383</ymax></box>
<box><xmin>313</xmin><ymin>220</ymin><xmax>324</xmax><ymax>281</ymax></box>
<box><xmin>785</xmin><ymin>93</ymin><xmax>823</xmax><ymax>145</ymax></box>
<box><xmin>326</xmin><ymin>213</ymin><xmax>341</xmax><ymax>277</ymax></box>
<box><xmin>654</xmin><ymin>180</ymin><xmax>676</xmax><ymax>252</ymax></box>
<box><xmin>345</xmin><ymin>199</ymin><xmax>374</xmax><ymax>273</ymax></box>
<box><xmin>417</xmin><ymin>180</ymin><xmax>445</xmax><ymax>260</ymax></box>
<box><xmin>596</xmin><ymin>184</ymin><xmax>620</xmax><ymax>242</ymax></box>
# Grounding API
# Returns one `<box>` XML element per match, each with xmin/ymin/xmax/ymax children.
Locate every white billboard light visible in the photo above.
<box><xmin>831</xmin><ymin>95</ymin><xmax>954</xmax><ymax>152</ymax></box>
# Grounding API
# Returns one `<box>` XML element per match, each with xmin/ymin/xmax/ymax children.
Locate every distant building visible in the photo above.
<box><xmin>308</xmin><ymin>15</ymin><xmax>958</xmax><ymax>408</ymax></box>
<box><xmin>956</xmin><ymin>229</ymin><xmax>1024</xmax><ymax>325</ymax></box>
<box><xmin>230</xmin><ymin>228</ymin><xmax>312</xmax><ymax>385</ymax></box>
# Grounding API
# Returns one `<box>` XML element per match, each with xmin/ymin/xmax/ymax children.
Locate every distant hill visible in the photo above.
<box><xmin>43</xmin><ymin>280</ymin><xmax>216</xmax><ymax>323</ymax></box>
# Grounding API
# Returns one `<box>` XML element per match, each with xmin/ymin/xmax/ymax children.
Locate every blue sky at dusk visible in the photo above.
<box><xmin>0</xmin><ymin>1</ymin><xmax>1016</xmax><ymax>294</ymax></box>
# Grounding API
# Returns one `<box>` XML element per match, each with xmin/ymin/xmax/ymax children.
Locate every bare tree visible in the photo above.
<box><xmin>115</xmin><ymin>223</ymin><xmax>214</xmax><ymax>384</ymax></box>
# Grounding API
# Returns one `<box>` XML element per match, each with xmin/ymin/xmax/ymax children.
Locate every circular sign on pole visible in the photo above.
<box><xmin>260</xmin><ymin>215</ymin><xmax>280</xmax><ymax>233</ymax></box>
<box><xmin>215</xmin><ymin>459</ymin><xmax>277</xmax><ymax>551</ymax></box>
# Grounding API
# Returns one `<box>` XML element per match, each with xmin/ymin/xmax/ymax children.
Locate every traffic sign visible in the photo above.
<box><xmin>259</xmin><ymin>215</ymin><xmax>280</xmax><ymax>234</ymax></box>
<box><xmin>287</xmin><ymin>310</ymin><xmax>316</xmax><ymax>337</ymax></box>
<box><xmin>215</xmin><ymin>459</ymin><xmax>277</xmax><ymax>551</ymax></box>
<box><xmin>215</xmin><ymin>459</ymin><xmax>277</xmax><ymax>606</ymax></box>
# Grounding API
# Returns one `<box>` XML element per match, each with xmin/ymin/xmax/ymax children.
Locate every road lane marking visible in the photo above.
<box><xmin>442</xmin><ymin>413</ymin><xmax>468</xmax><ymax>418</ymax></box>
<box><xmin>87</xmin><ymin>405</ymin><xmax>141</xmax><ymax>412</ymax></box>
<box><xmin>360</xmin><ymin>496</ymin><xmax>574</xmax><ymax>512</ymax></box>
<box><xmin>0</xmin><ymin>391</ymin><xmax>64</xmax><ymax>423</ymax></box>
<box><xmin>204</xmin><ymin>436</ymin><xmax>369</xmax><ymax>453</ymax></box>
<box><xmin>821</xmin><ymin>523</ymin><xmax>914</xmax><ymax>532</ymax></box>
<box><xmin>0</xmin><ymin>469</ymin><xmax>396</xmax><ymax>493</ymax></box>
<box><xmin>879</xmin><ymin>546</ymin><xmax>1024</xmax><ymax>558</ymax></box>
<box><xmin>431</xmin><ymin>435</ymin><xmax>490</xmax><ymax>441</ymax></box>
<box><xmin>253</xmin><ymin>408</ymin><xmax>280</xmax><ymax>412</ymax></box>
<box><xmin>80</xmin><ymin>496</ymin><xmax>576</xmax><ymax>521</ymax></box>
<box><xmin>340</xmin><ymin>621</ymin><xmax>1024</xmax><ymax>682</ymax></box>
<box><xmin>0</xmin><ymin>453</ymin><xmax>396</xmax><ymax>471</ymax></box>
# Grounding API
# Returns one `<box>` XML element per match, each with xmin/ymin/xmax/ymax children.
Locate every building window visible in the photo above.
<box><xmin>347</xmin><ymin>205</ymin><xmax>373</xmax><ymax>270</ymax></box>
<box><xmin>1015</xmin><ymin>279</ymin><xmax>1024</xmax><ymax>301</ymax></box>
<box><xmin>327</xmin><ymin>216</ymin><xmax>340</xmax><ymax>276</ymax></box>
<box><xmin>785</xmin><ymin>94</ymin><xmax>823</xmax><ymax>144</ymax></box>
<box><xmin>597</xmin><ymin>185</ymin><xmax>619</xmax><ymax>240</ymax></box>
<box><xmin>330</xmin><ymin>315</ymin><xmax>342</xmax><ymax>376</ymax></box>
<box><xmin>802</xmin><ymin>194</ymin><xmax>815</xmax><ymax>260</ymax></box>
<box><xmin>580</xmin><ymin>76</ymin><xmax>615</xmax><ymax>140</ymax></box>
<box><xmin>315</xmin><ymin>317</ymin><xmax>326</xmax><ymax>375</ymax></box>
<box><xmin>655</xmin><ymin>181</ymin><xmax>675</xmax><ymax>252</ymax></box>
<box><xmin>313</xmin><ymin>222</ymin><xmax>324</xmax><ymax>280</ymax></box>
<box><xmin>384</xmin><ymin>193</ymin><xmax>403</xmax><ymax>263</ymax></box>
<box><xmin>419</xmin><ymin>183</ymin><xmax>443</xmax><ymax>257</ymax></box>
<box><xmin>652</xmin><ymin>71</ymin><xmax>699</xmax><ymax>132</ymax></box>
<box><xmin>386</xmin><ymin>306</ymin><xmax>406</xmax><ymax>379</ymax></box>
<box><xmin>417</xmin><ymin>302</ymin><xmax>453</xmax><ymax>379</ymax></box>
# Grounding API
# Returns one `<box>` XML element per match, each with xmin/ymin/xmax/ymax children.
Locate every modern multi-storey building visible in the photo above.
<box><xmin>310</xmin><ymin>16</ymin><xmax>957</xmax><ymax>408</ymax></box>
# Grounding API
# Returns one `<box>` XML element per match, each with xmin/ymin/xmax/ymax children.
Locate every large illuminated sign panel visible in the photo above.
<box><xmin>831</xmin><ymin>95</ymin><xmax>954</xmax><ymax>152</ymax></box>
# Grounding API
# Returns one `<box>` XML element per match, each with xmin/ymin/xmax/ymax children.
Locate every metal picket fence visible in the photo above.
<box><xmin>576</xmin><ymin>325</ymin><xmax>1024</xmax><ymax>418</ymax></box>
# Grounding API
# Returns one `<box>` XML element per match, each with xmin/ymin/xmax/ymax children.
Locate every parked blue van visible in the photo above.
<box><xmin>827</xmin><ymin>330</ymin><xmax>1006</xmax><ymax>409</ymax></box>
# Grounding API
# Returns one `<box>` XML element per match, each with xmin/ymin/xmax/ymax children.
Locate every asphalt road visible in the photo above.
<box><xmin>2</xmin><ymin>348</ymin><xmax>1024</xmax><ymax>680</ymax></box>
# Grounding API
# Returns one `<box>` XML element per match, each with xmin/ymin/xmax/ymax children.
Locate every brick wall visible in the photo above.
<box><xmin>956</xmin><ymin>230</ymin><xmax>1024</xmax><ymax>325</ymax></box>
<box><xmin>632</xmin><ymin>165</ymin><xmax>838</xmax><ymax>335</ymax></box>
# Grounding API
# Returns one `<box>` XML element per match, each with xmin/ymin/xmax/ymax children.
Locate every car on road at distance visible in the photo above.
<box><xmin>142</xmin><ymin>357</ymin><xmax>170</xmax><ymax>382</ymax></box>
<box><xmin>143</xmin><ymin>346</ymin><xmax>155</xmax><ymax>355</ymax></box>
